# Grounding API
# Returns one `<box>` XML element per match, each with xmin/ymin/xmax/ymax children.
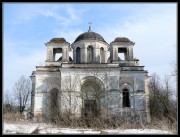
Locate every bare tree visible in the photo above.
<box><xmin>170</xmin><ymin>61</ymin><xmax>177</xmax><ymax>104</ymax></box>
<box><xmin>149</xmin><ymin>73</ymin><xmax>177</xmax><ymax>129</ymax></box>
<box><xmin>160</xmin><ymin>75</ymin><xmax>176</xmax><ymax>126</ymax></box>
<box><xmin>149</xmin><ymin>73</ymin><xmax>162</xmax><ymax>118</ymax></box>
<box><xmin>40</xmin><ymin>65</ymin><xmax>121</xmax><ymax>128</ymax></box>
<box><xmin>3</xmin><ymin>90</ymin><xmax>13</xmax><ymax>113</ymax></box>
<box><xmin>13</xmin><ymin>75</ymin><xmax>31</xmax><ymax>113</ymax></box>
<box><xmin>41</xmin><ymin>66</ymin><xmax>165</xmax><ymax>129</ymax></box>
<box><xmin>4</xmin><ymin>90</ymin><xmax>13</xmax><ymax>105</ymax></box>
<box><xmin>58</xmin><ymin>65</ymin><xmax>149</xmax><ymax>128</ymax></box>
<box><xmin>171</xmin><ymin>61</ymin><xmax>177</xmax><ymax>79</ymax></box>
<box><xmin>71</xmin><ymin>65</ymin><xmax>117</xmax><ymax>118</ymax></box>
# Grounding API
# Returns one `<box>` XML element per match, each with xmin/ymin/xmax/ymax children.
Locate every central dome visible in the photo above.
<box><xmin>74</xmin><ymin>30</ymin><xmax>107</xmax><ymax>43</ymax></box>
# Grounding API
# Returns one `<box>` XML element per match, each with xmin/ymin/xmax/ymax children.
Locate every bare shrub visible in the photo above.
<box><xmin>12</xmin><ymin>75</ymin><xmax>31</xmax><ymax>113</ymax></box>
<box><xmin>4</xmin><ymin>112</ymin><xmax>24</xmax><ymax>123</ymax></box>
<box><xmin>149</xmin><ymin>73</ymin><xmax>177</xmax><ymax>132</ymax></box>
<box><xmin>41</xmin><ymin>110</ymin><xmax>149</xmax><ymax>131</ymax></box>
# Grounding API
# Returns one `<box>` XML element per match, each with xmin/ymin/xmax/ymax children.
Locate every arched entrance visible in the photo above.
<box><xmin>81</xmin><ymin>78</ymin><xmax>104</xmax><ymax>118</ymax></box>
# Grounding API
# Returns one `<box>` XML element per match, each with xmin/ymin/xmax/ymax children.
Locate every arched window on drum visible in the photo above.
<box><xmin>100</xmin><ymin>47</ymin><xmax>105</xmax><ymax>63</ymax></box>
<box><xmin>76</xmin><ymin>47</ymin><xmax>81</xmax><ymax>63</ymax></box>
<box><xmin>87</xmin><ymin>46</ymin><xmax>93</xmax><ymax>63</ymax></box>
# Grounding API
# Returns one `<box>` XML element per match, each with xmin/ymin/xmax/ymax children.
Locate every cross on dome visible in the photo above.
<box><xmin>88</xmin><ymin>22</ymin><xmax>92</xmax><ymax>32</ymax></box>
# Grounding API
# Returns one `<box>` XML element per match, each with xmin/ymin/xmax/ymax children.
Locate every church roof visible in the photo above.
<box><xmin>74</xmin><ymin>27</ymin><xmax>107</xmax><ymax>43</ymax></box>
<box><xmin>74</xmin><ymin>32</ymin><xmax>107</xmax><ymax>43</ymax></box>
<box><xmin>114</xmin><ymin>37</ymin><xmax>131</xmax><ymax>42</ymax></box>
<box><xmin>49</xmin><ymin>38</ymin><xmax>67</xmax><ymax>43</ymax></box>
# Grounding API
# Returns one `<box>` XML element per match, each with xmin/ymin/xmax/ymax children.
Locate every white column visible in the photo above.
<box><xmin>48</xmin><ymin>48</ymin><xmax>54</xmax><ymax>62</ymax></box>
<box><xmin>145</xmin><ymin>74</ymin><xmax>151</xmax><ymax>123</ymax></box>
<box><xmin>81</xmin><ymin>47</ymin><xmax>86</xmax><ymax>63</ymax></box>
<box><xmin>129</xmin><ymin>46</ymin><xmax>134</xmax><ymax>60</ymax></box>
<box><xmin>34</xmin><ymin>93</ymin><xmax>43</xmax><ymax>117</ymax></box>
<box><xmin>113</xmin><ymin>47</ymin><xmax>118</xmax><ymax>62</ymax></box>
<box><xmin>62</xmin><ymin>48</ymin><xmax>66</xmax><ymax>62</ymax></box>
<box><xmin>104</xmin><ymin>50</ymin><xmax>108</xmax><ymax>63</ymax></box>
<box><xmin>62</xmin><ymin>48</ymin><xmax>69</xmax><ymax>62</ymax></box>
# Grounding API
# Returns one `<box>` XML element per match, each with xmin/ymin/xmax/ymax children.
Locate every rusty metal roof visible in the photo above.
<box><xmin>74</xmin><ymin>31</ymin><xmax>107</xmax><ymax>43</ymax></box>
<box><xmin>114</xmin><ymin>37</ymin><xmax>131</xmax><ymax>42</ymax></box>
<box><xmin>49</xmin><ymin>38</ymin><xmax>66</xmax><ymax>43</ymax></box>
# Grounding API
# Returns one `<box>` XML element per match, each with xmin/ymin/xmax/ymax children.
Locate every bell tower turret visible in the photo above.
<box><xmin>45</xmin><ymin>38</ymin><xmax>72</xmax><ymax>66</ymax></box>
<box><xmin>110</xmin><ymin>37</ymin><xmax>138</xmax><ymax>66</ymax></box>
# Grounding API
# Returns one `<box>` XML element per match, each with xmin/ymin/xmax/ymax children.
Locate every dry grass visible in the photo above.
<box><xmin>4</xmin><ymin>112</ymin><xmax>23</xmax><ymax>123</ymax></box>
<box><xmin>3</xmin><ymin>112</ymin><xmax>33</xmax><ymax>125</ymax></box>
<box><xmin>3</xmin><ymin>112</ymin><xmax>177</xmax><ymax>134</ymax></box>
<box><xmin>145</xmin><ymin>118</ymin><xmax>177</xmax><ymax>133</ymax></box>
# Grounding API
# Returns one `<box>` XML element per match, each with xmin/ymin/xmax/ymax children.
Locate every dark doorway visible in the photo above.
<box><xmin>50</xmin><ymin>88</ymin><xmax>59</xmax><ymax>122</ymax></box>
<box><xmin>123</xmin><ymin>88</ymin><xmax>130</xmax><ymax>107</ymax></box>
<box><xmin>84</xmin><ymin>100</ymin><xmax>97</xmax><ymax>118</ymax></box>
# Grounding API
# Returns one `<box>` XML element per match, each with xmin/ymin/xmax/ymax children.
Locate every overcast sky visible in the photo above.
<box><xmin>3</xmin><ymin>3</ymin><xmax>177</xmax><ymax>94</ymax></box>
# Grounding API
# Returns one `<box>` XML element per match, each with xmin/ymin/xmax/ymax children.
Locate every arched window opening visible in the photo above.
<box><xmin>122</xmin><ymin>88</ymin><xmax>130</xmax><ymax>107</ymax></box>
<box><xmin>76</xmin><ymin>47</ymin><xmax>81</xmax><ymax>63</ymax></box>
<box><xmin>87</xmin><ymin>46</ymin><xmax>93</xmax><ymax>63</ymax></box>
<box><xmin>100</xmin><ymin>47</ymin><xmax>105</xmax><ymax>63</ymax></box>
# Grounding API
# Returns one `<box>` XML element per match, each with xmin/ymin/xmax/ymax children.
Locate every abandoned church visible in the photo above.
<box><xmin>30</xmin><ymin>26</ymin><xmax>151</xmax><ymax>123</ymax></box>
